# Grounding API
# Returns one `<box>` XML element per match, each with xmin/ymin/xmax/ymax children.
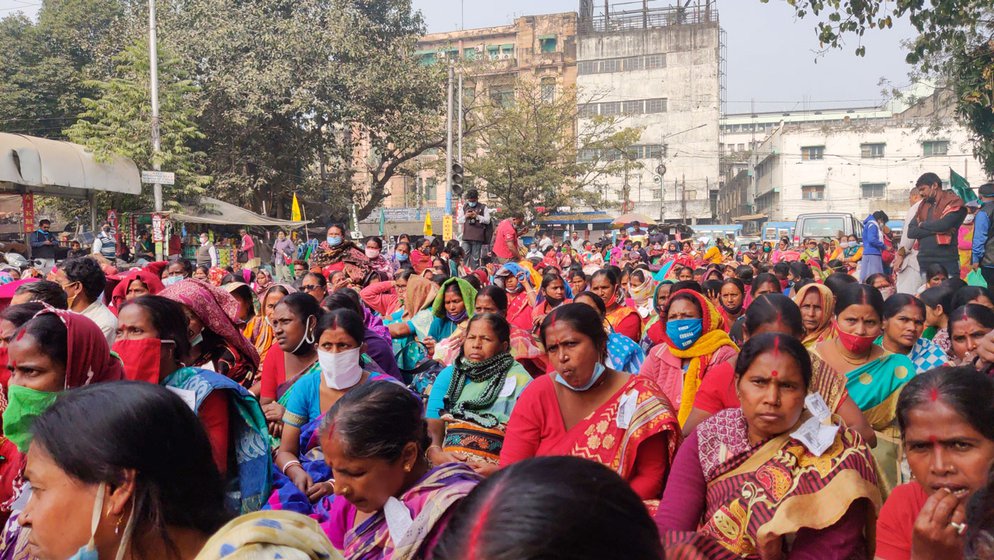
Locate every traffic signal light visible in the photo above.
<box><xmin>451</xmin><ymin>162</ymin><xmax>464</xmax><ymax>197</ymax></box>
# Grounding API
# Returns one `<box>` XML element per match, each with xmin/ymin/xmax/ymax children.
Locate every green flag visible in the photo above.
<box><xmin>950</xmin><ymin>169</ymin><xmax>978</xmax><ymax>202</ymax></box>
<box><xmin>378</xmin><ymin>208</ymin><xmax>386</xmax><ymax>236</ymax></box>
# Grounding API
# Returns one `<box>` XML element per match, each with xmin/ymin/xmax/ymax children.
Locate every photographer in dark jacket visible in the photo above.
<box><xmin>906</xmin><ymin>172</ymin><xmax>967</xmax><ymax>279</ymax></box>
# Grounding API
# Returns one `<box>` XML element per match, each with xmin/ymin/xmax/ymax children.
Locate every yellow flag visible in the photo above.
<box><xmin>291</xmin><ymin>193</ymin><xmax>302</xmax><ymax>222</ymax></box>
<box><xmin>423</xmin><ymin>212</ymin><xmax>433</xmax><ymax>236</ymax></box>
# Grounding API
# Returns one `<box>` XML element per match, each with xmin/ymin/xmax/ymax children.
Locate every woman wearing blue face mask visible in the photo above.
<box><xmin>11</xmin><ymin>381</ymin><xmax>230</xmax><ymax>560</ymax></box>
<box><xmin>309</xmin><ymin>224</ymin><xmax>373</xmax><ymax>287</ymax></box>
<box><xmin>500</xmin><ymin>303</ymin><xmax>680</xmax><ymax>502</ymax></box>
<box><xmin>639</xmin><ymin>289</ymin><xmax>738</xmax><ymax>428</ymax></box>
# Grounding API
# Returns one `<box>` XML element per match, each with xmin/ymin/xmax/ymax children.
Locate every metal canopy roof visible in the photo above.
<box><xmin>0</xmin><ymin>133</ymin><xmax>141</xmax><ymax>199</ymax></box>
<box><xmin>169</xmin><ymin>197</ymin><xmax>312</xmax><ymax>228</ymax></box>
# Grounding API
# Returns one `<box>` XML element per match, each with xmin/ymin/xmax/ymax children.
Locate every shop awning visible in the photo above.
<box><xmin>536</xmin><ymin>211</ymin><xmax>613</xmax><ymax>226</ymax></box>
<box><xmin>732</xmin><ymin>213</ymin><xmax>768</xmax><ymax>222</ymax></box>
<box><xmin>0</xmin><ymin>133</ymin><xmax>140</xmax><ymax>199</ymax></box>
<box><xmin>169</xmin><ymin>197</ymin><xmax>312</xmax><ymax>228</ymax></box>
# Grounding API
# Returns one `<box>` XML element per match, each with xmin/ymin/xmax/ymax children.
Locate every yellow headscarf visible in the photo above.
<box><xmin>665</xmin><ymin>289</ymin><xmax>738</xmax><ymax>425</ymax></box>
<box><xmin>194</xmin><ymin>511</ymin><xmax>343</xmax><ymax>560</ymax></box>
<box><xmin>793</xmin><ymin>283</ymin><xmax>836</xmax><ymax>348</ymax></box>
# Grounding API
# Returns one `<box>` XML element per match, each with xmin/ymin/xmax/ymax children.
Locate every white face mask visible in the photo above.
<box><xmin>317</xmin><ymin>347</ymin><xmax>363</xmax><ymax>390</ymax></box>
<box><xmin>365</xmin><ymin>248</ymin><xmax>381</xmax><ymax>259</ymax></box>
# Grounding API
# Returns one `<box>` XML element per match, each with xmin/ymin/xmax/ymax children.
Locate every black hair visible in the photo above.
<box><xmin>924</xmin><ymin>263</ymin><xmax>950</xmax><ymax>281</ymax></box>
<box><xmin>322</xmin><ymin>288</ymin><xmax>363</xmax><ymax>316</ymax></box>
<box><xmin>573</xmin><ymin>291</ymin><xmax>607</xmax><ymax>316</ymax></box>
<box><xmin>750</xmin><ymin>273</ymin><xmax>781</xmax><ymax>296</ymax></box>
<box><xmin>302</xmin><ymin>272</ymin><xmax>328</xmax><ymax>288</ymax></box>
<box><xmin>834</xmin><ymin>283</ymin><xmax>884</xmax><ymax>318</ymax></box>
<box><xmin>328</xmin><ymin>223</ymin><xmax>347</xmax><ymax>236</ymax></box>
<box><xmin>567</xmin><ymin>268</ymin><xmax>587</xmax><ymax>282</ymax></box>
<box><xmin>590</xmin><ymin>268</ymin><xmax>620</xmax><ymax>287</ymax></box>
<box><xmin>744</xmin><ymin>294</ymin><xmax>803</xmax><ymax>338</ymax></box>
<box><xmin>735</xmin><ymin>333</ymin><xmax>813</xmax><ymax>390</ymax></box>
<box><xmin>664</xmin><ymin>291</ymin><xmax>703</xmax><ymax>319</ymax></box>
<box><xmin>261</xmin><ymin>284</ymin><xmax>293</xmax><ymax>307</ymax></box>
<box><xmin>863</xmin><ymin>273</ymin><xmax>890</xmax><ymax>289</ymax></box>
<box><xmin>395</xmin><ymin>268</ymin><xmax>415</xmax><ymax>282</ymax></box>
<box><xmin>916</xmin><ymin>172</ymin><xmax>942</xmax><ymax>188</ymax></box>
<box><xmin>630</xmin><ymin>269</ymin><xmax>647</xmax><ymax>284</ymax></box>
<box><xmin>965</xmin><ymin>474</ymin><xmax>994</xmax><ymax>559</ymax></box>
<box><xmin>0</xmin><ymin>302</ymin><xmax>45</xmax><ymax>328</ymax></box>
<box><xmin>431</xmin><ymin>273</ymin><xmax>451</xmax><ymax>285</ymax></box>
<box><xmin>671</xmin><ymin>280</ymin><xmax>702</xmax><ymax>294</ymax></box>
<box><xmin>321</xmin><ymin>380</ymin><xmax>429</xmax><ymax>460</ymax></box>
<box><xmin>39</xmin><ymin>219</ymin><xmax>50</xmax><ymax>227</ymax></box>
<box><xmin>824</xmin><ymin>272</ymin><xmax>858</xmax><ymax>295</ymax></box>
<box><xmin>120</xmin><ymin>296</ymin><xmax>192</xmax><ymax>363</ymax></box>
<box><xmin>278</xmin><ymin>292</ymin><xmax>325</xmax><ymax>326</ymax></box>
<box><xmin>476</xmin><ymin>285</ymin><xmax>509</xmax><ymax>313</ymax></box>
<box><xmin>944</xmin><ymin>277</ymin><xmax>968</xmax><ymax>292</ymax></box>
<box><xmin>919</xmin><ymin>284</ymin><xmax>956</xmax><ymax>314</ymax></box>
<box><xmin>951</xmin><ymin>286</ymin><xmax>994</xmax><ymax>312</ymax></box>
<box><xmin>466</xmin><ymin>313</ymin><xmax>511</xmax><ymax>345</ymax></box>
<box><xmin>734</xmin><ymin>265</ymin><xmax>754</xmax><ymax>283</ymax></box>
<box><xmin>702</xmin><ymin>279</ymin><xmax>723</xmax><ymax>300</ymax></box>
<box><xmin>31</xmin><ymin>382</ymin><xmax>229</xmax><ymax>555</ymax></box>
<box><xmin>18</xmin><ymin>313</ymin><xmax>68</xmax><ymax>370</ymax></box>
<box><xmin>948</xmin><ymin>304</ymin><xmax>994</xmax><ymax>339</ymax></box>
<box><xmin>60</xmin><ymin>257</ymin><xmax>106</xmax><ymax>302</ymax></box>
<box><xmin>195</xmin><ymin>265</ymin><xmax>209</xmax><ymax>276</ymax></box>
<box><xmin>872</xmin><ymin>210</ymin><xmax>890</xmax><ymax>223</ymax></box>
<box><xmin>433</xmin><ymin>457</ymin><xmax>663</xmax><ymax>560</ymax></box>
<box><xmin>539</xmin><ymin>303</ymin><xmax>607</xmax><ymax>355</ymax></box>
<box><xmin>882</xmin><ymin>294</ymin><xmax>926</xmax><ymax>321</ymax></box>
<box><xmin>772</xmin><ymin>262</ymin><xmax>790</xmax><ymax>279</ymax></box>
<box><xmin>366</xmin><ymin>236</ymin><xmax>383</xmax><ymax>249</ymax></box>
<box><xmin>792</xmin><ymin>278</ymin><xmax>815</xmax><ymax>292</ymax></box>
<box><xmin>788</xmin><ymin>261</ymin><xmax>814</xmax><ymax>280</ymax></box>
<box><xmin>227</xmin><ymin>284</ymin><xmax>255</xmax><ymax>321</ymax></box>
<box><xmin>897</xmin><ymin>367</ymin><xmax>994</xmax><ymax>442</ymax></box>
<box><xmin>12</xmin><ymin>280</ymin><xmax>67</xmax><ymax>309</ymax></box>
<box><xmin>721</xmin><ymin>277</ymin><xmax>745</xmax><ymax>297</ymax></box>
<box><xmin>315</xmin><ymin>308</ymin><xmax>365</xmax><ymax>347</ymax></box>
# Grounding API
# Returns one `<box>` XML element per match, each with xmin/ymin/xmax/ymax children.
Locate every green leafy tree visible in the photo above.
<box><xmin>464</xmin><ymin>79</ymin><xmax>643</xmax><ymax>217</ymax></box>
<box><xmin>766</xmin><ymin>1</ymin><xmax>994</xmax><ymax>173</ymax></box>
<box><xmin>64</xmin><ymin>41</ymin><xmax>209</xmax><ymax>213</ymax></box>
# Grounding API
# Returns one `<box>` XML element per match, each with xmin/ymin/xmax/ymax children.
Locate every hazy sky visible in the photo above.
<box><xmin>0</xmin><ymin>0</ymin><xmax>919</xmax><ymax>112</ymax></box>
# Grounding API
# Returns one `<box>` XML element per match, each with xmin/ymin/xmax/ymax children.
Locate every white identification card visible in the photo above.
<box><xmin>804</xmin><ymin>393</ymin><xmax>832</xmax><ymax>422</ymax></box>
<box><xmin>616</xmin><ymin>391</ymin><xmax>638</xmax><ymax>429</ymax></box>
<box><xmin>167</xmin><ymin>387</ymin><xmax>198</xmax><ymax>412</ymax></box>
<box><xmin>791</xmin><ymin>416</ymin><xmax>839</xmax><ymax>457</ymax></box>
<box><xmin>498</xmin><ymin>376</ymin><xmax>517</xmax><ymax>398</ymax></box>
<box><xmin>383</xmin><ymin>496</ymin><xmax>413</xmax><ymax>546</ymax></box>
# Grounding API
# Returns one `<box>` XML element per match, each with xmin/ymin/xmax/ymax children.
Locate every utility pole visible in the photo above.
<box><xmin>445</xmin><ymin>63</ymin><xmax>454</xmax><ymax>215</ymax></box>
<box><xmin>458</xmin><ymin>70</ymin><xmax>464</xmax><ymax>165</ymax></box>
<box><xmin>148</xmin><ymin>0</ymin><xmax>163</xmax><ymax>260</ymax></box>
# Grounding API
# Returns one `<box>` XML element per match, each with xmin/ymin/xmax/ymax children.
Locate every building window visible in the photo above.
<box><xmin>801</xmin><ymin>146</ymin><xmax>825</xmax><ymax>160</ymax></box>
<box><xmin>578</xmin><ymin>149</ymin><xmax>598</xmax><ymax>162</ymax></box>
<box><xmin>861</xmin><ymin>143</ymin><xmax>885</xmax><ymax>158</ymax></box>
<box><xmin>464</xmin><ymin>48</ymin><xmax>477</xmax><ymax>60</ymax></box>
<box><xmin>578</xmin><ymin>60</ymin><xmax>597</xmax><ymax>75</ymax></box>
<box><xmin>622</xmin><ymin>56</ymin><xmax>643</xmax><ymax>71</ymax></box>
<box><xmin>490</xmin><ymin>86</ymin><xmax>514</xmax><ymax>107</ymax></box>
<box><xmin>539</xmin><ymin>36</ymin><xmax>557</xmax><ymax>53</ymax></box>
<box><xmin>540</xmin><ymin>77</ymin><xmax>556</xmax><ymax>102</ymax></box>
<box><xmin>622</xmin><ymin>100</ymin><xmax>644</xmax><ymax>115</ymax></box>
<box><xmin>486</xmin><ymin>45</ymin><xmax>499</xmax><ymax>59</ymax></box>
<box><xmin>600</xmin><ymin>59</ymin><xmax>621</xmax><ymax>73</ymax></box>
<box><xmin>645</xmin><ymin>98</ymin><xmax>667</xmax><ymax>113</ymax></box>
<box><xmin>802</xmin><ymin>185</ymin><xmax>825</xmax><ymax>201</ymax></box>
<box><xmin>600</xmin><ymin>102</ymin><xmax>621</xmax><ymax>117</ymax></box>
<box><xmin>923</xmin><ymin>140</ymin><xmax>950</xmax><ymax>157</ymax></box>
<box><xmin>578</xmin><ymin>103</ymin><xmax>597</xmax><ymax>118</ymax></box>
<box><xmin>861</xmin><ymin>183</ymin><xmax>886</xmax><ymax>198</ymax></box>
<box><xmin>645</xmin><ymin>53</ymin><xmax>666</xmax><ymax>69</ymax></box>
<box><xmin>647</xmin><ymin>144</ymin><xmax>663</xmax><ymax>159</ymax></box>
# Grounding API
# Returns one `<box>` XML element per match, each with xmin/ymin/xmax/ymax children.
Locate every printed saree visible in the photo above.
<box><xmin>264</xmin><ymin>413</ymin><xmax>334</xmax><ymax>516</ymax></box>
<box><xmin>663</xmin><ymin>409</ymin><xmax>881</xmax><ymax>559</ymax></box>
<box><xmin>342</xmin><ymin>463</ymin><xmax>481</xmax><ymax>560</ymax></box>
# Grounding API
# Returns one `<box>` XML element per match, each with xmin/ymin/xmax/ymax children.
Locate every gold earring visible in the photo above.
<box><xmin>115</xmin><ymin>514</ymin><xmax>124</xmax><ymax>535</ymax></box>
<box><xmin>404</xmin><ymin>464</ymin><xmax>412</xmax><ymax>473</ymax></box>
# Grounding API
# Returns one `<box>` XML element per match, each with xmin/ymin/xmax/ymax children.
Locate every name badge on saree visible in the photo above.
<box><xmin>384</xmin><ymin>496</ymin><xmax>413</xmax><ymax>547</ymax></box>
<box><xmin>499</xmin><ymin>376</ymin><xmax>516</xmax><ymax>398</ymax></box>
<box><xmin>617</xmin><ymin>391</ymin><xmax>638</xmax><ymax>429</ymax></box>
<box><xmin>804</xmin><ymin>393</ymin><xmax>832</xmax><ymax>422</ymax></box>
<box><xmin>167</xmin><ymin>387</ymin><xmax>197</xmax><ymax>412</ymax></box>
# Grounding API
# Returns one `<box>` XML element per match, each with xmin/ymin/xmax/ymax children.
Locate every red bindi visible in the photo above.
<box><xmin>770</xmin><ymin>370</ymin><xmax>779</xmax><ymax>378</ymax></box>
<box><xmin>772</xmin><ymin>336</ymin><xmax>781</xmax><ymax>358</ymax></box>
<box><xmin>929</xmin><ymin>435</ymin><xmax>938</xmax><ymax>445</ymax></box>
<box><xmin>14</xmin><ymin>330</ymin><xmax>25</xmax><ymax>342</ymax></box>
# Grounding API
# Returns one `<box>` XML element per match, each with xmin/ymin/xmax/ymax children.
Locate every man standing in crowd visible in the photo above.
<box><xmin>29</xmin><ymin>219</ymin><xmax>57</xmax><ymax>271</ymax></box>
<box><xmin>56</xmin><ymin>257</ymin><xmax>117</xmax><ymax>344</ymax></box>
<box><xmin>272</xmin><ymin>230</ymin><xmax>297</xmax><ymax>282</ymax></box>
<box><xmin>458</xmin><ymin>188</ymin><xmax>491</xmax><ymax>269</ymax></box>
<box><xmin>492</xmin><ymin>212</ymin><xmax>524</xmax><ymax>264</ymax></box>
<box><xmin>197</xmin><ymin>232</ymin><xmax>219</xmax><ymax>269</ymax></box>
<box><xmin>92</xmin><ymin>222</ymin><xmax>117</xmax><ymax>261</ymax></box>
<box><xmin>907</xmin><ymin>172</ymin><xmax>967</xmax><ymax>279</ymax></box>
<box><xmin>971</xmin><ymin>183</ymin><xmax>994</xmax><ymax>287</ymax></box>
<box><xmin>894</xmin><ymin>186</ymin><xmax>924</xmax><ymax>294</ymax></box>
<box><xmin>629</xmin><ymin>221</ymin><xmax>647</xmax><ymax>245</ymax></box>
<box><xmin>570</xmin><ymin>230</ymin><xmax>585</xmax><ymax>252</ymax></box>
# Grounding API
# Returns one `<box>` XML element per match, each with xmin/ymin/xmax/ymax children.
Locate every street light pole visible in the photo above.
<box><xmin>148</xmin><ymin>0</ymin><xmax>163</xmax><ymax>259</ymax></box>
<box><xmin>445</xmin><ymin>62</ymin><xmax>454</xmax><ymax>215</ymax></box>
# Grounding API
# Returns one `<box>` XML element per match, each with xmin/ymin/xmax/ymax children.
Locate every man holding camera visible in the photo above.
<box><xmin>459</xmin><ymin>188</ymin><xmax>491</xmax><ymax>268</ymax></box>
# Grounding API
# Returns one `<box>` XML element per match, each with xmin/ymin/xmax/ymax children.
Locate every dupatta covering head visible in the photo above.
<box><xmin>161</xmin><ymin>279</ymin><xmax>261</xmax><ymax>373</ymax></box>
<box><xmin>662</xmin><ymin>289</ymin><xmax>737</xmax><ymax>425</ymax></box>
<box><xmin>194</xmin><ymin>510</ymin><xmax>342</xmax><ymax>560</ymax></box>
<box><xmin>432</xmin><ymin>277</ymin><xmax>478</xmax><ymax>319</ymax></box>
<box><xmin>674</xmin><ymin>408</ymin><xmax>881</xmax><ymax>559</ymax></box>
<box><xmin>402</xmin><ymin>274</ymin><xmax>439</xmax><ymax>322</ymax></box>
<box><xmin>110</xmin><ymin>269</ymin><xmax>165</xmax><ymax>310</ymax></box>
<box><xmin>34</xmin><ymin>307</ymin><xmax>124</xmax><ymax>388</ymax></box>
<box><xmin>793</xmin><ymin>283</ymin><xmax>836</xmax><ymax>348</ymax></box>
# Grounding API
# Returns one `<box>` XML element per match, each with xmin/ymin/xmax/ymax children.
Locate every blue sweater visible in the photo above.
<box><xmin>862</xmin><ymin>216</ymin><xmax>885</xmax><ymax>256</ymax></box>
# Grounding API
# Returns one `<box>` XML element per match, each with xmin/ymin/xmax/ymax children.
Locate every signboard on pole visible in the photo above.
<box><xmin>22</xmin><ymin>194</ymin><xmax>34</xmax><ymax>233</ymax></box>
<box><xmin>151</xmin><ymin>213</ymin><xmax>164</xmax><ymax>242</ymax></box>
<box><xmin>107</xmin><ymin>210</ymin><xmax>118</xmax><ymax>231</ymax></box>
<box><xmin>140</xmin><ymin>170</ymin><xmax>175</xmax><ymax>185</ymax></box>
<box><xmin>442</xmin><ymin>215</ymin><xmax>454</xmax><ymax>241</ymax></box>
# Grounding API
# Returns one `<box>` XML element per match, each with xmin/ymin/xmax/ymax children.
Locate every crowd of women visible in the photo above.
<box><xmin>0</xmin><ymin>219</ymin><xmax>992</xmax><ymax>560</ymax></box>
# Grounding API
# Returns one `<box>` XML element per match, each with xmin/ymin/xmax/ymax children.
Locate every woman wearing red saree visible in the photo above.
<box><xmin>500</xmin><ymin>303</ymin><xmax>681</xmax><ymax>501</ymax></box>
<box><xmin>590</xmin><ymin>268</ymin><xmax>642</xmax><ymax>342</ymax></box>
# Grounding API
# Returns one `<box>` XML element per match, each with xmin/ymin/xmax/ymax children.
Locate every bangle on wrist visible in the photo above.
<box><xmin>281</xmin><ymin>460</ymin><xmax>302</xmax><ymax>475</ymax></box>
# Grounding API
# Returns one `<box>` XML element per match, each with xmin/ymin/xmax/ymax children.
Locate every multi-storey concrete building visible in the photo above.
<box><xmin>576</xmin><ymin>0</ymin><xmax>721</xmax><ymax>224</ymax></box>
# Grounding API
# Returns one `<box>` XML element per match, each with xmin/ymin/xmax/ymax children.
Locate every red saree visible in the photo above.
<box><xmin>500</xmin><ymin>375</ymin><xmax>681</xmax><ymax>500</ymax></box>
<box><xmin>506</xmin><ymin>291</ymin><xmax>534</xmax><ymax>332</ymax></box>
